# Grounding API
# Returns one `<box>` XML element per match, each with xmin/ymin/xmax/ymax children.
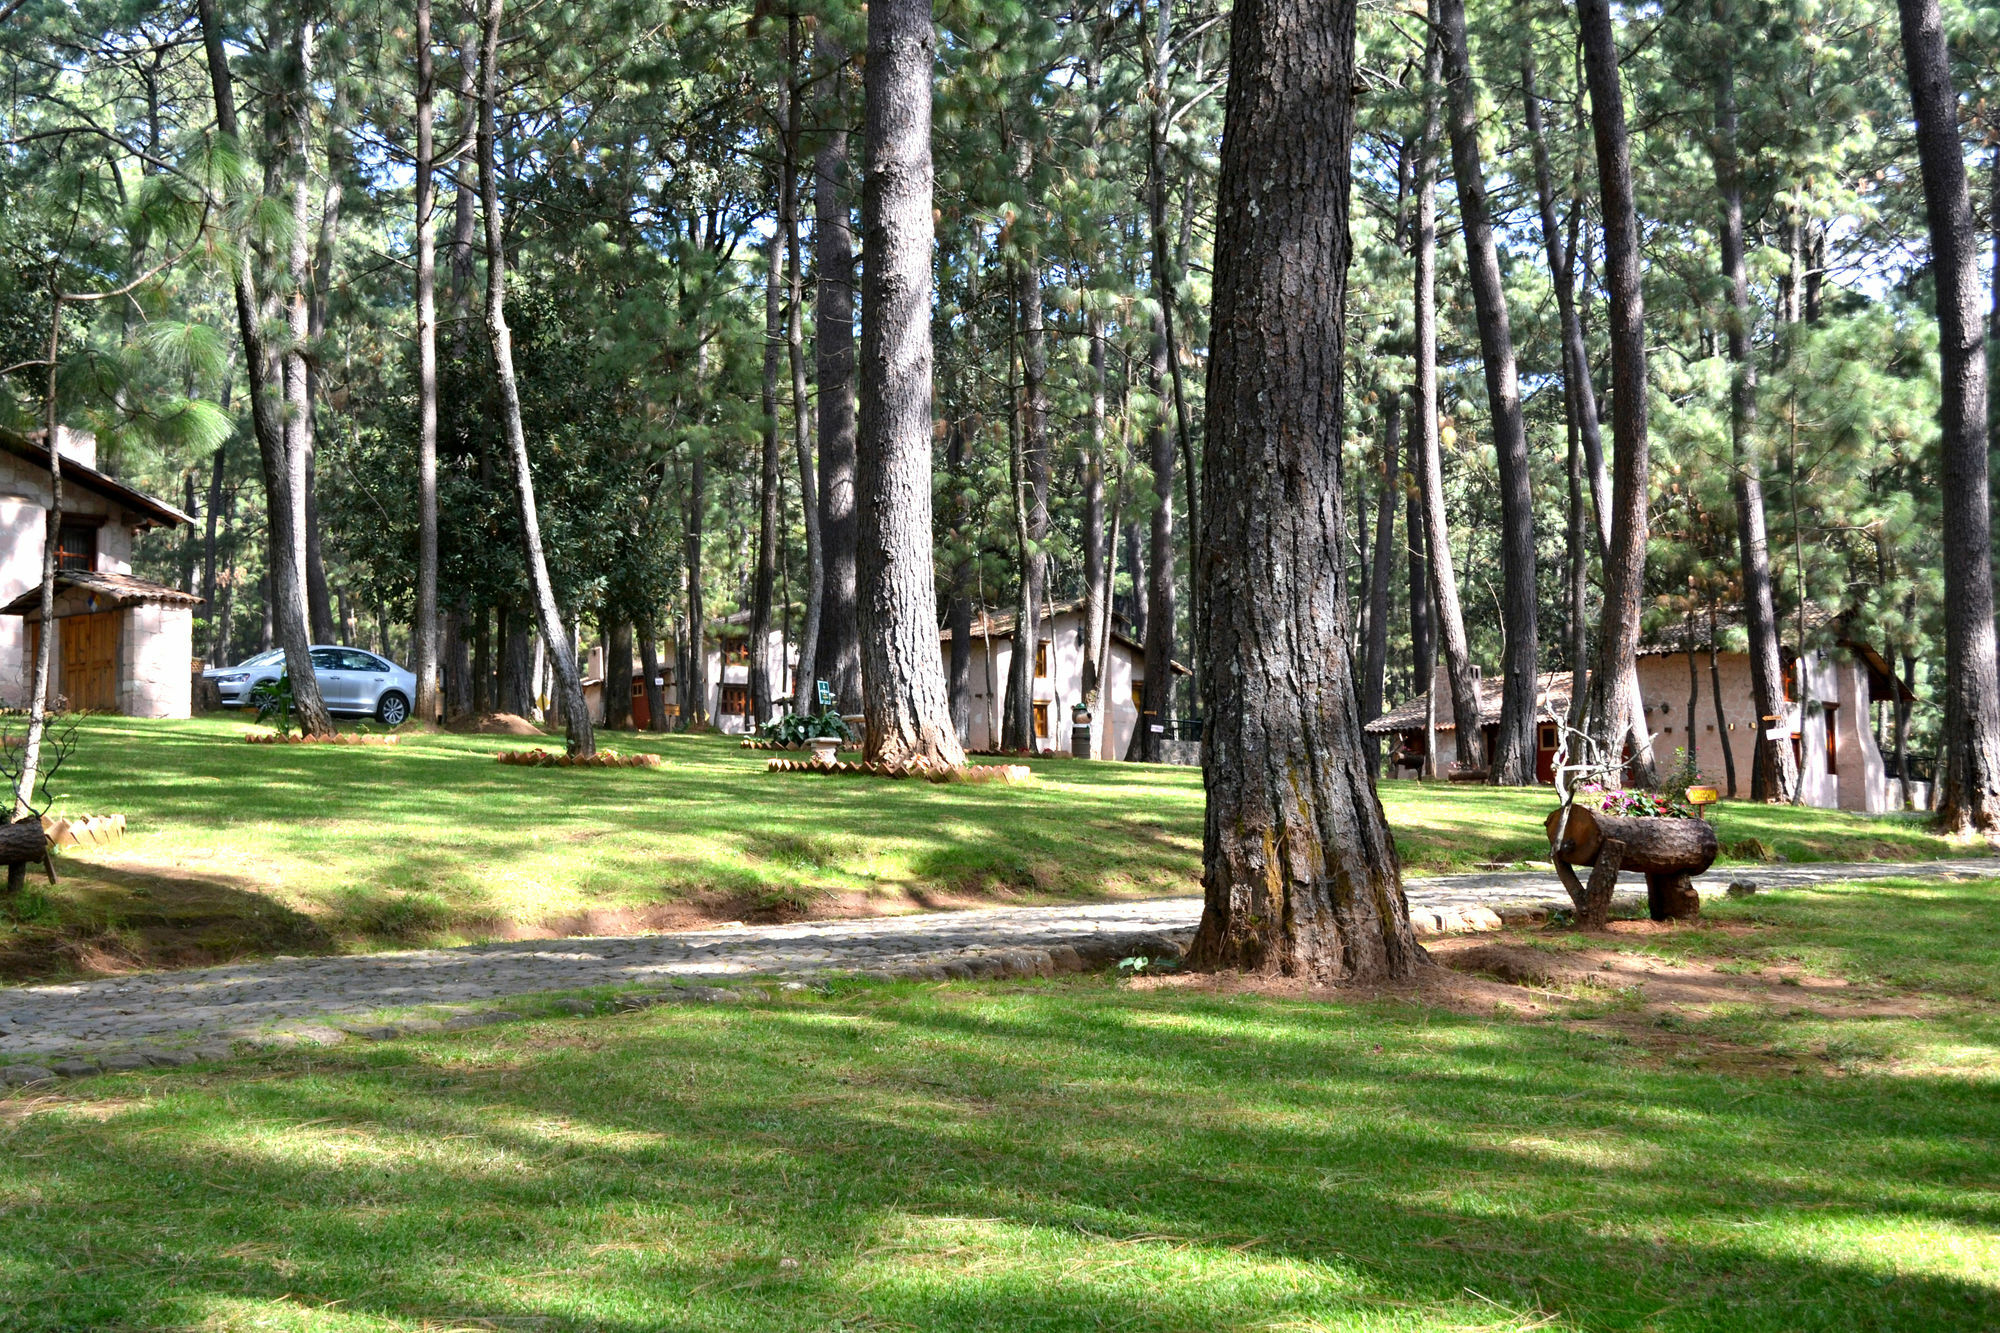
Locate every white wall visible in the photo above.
<box><xmin>953</xmin><ymin>610</ymin><xmax>1142</xmax><ymax>757</ymax></box>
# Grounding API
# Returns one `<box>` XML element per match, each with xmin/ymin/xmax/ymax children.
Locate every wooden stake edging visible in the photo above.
<box><xmin>764</xmin><ymin>757</ymin><xmax>1032</xmax><ymax>784</ymax></box>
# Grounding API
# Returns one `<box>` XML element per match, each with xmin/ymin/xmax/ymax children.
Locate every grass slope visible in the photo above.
<box><xmin>0</xmin><ymin>716</ymin><xmax>1978</xmax><ymax>976</ymax></box>
<box><xmin>3</xmin><ymin>876</ymin><xmax>1997</xmax><ymax>1331</ymax></box>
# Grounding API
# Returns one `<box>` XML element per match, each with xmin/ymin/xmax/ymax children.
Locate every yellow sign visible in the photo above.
<box><xmin>1686</xmin><ymin>786</ymin><xmax>1720</xmax><ymax>806</ymax></box>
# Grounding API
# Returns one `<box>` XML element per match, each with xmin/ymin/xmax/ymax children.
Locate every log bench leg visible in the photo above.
<box><xmin>1579</xmin><ymin>838</ymin><xmax>1624</xmax><ymax>929</ymax></box>
<box><xmin>1647</xmin><ymin>871</ymin><xmax>1701</xmax><ymax>922</ymax></box>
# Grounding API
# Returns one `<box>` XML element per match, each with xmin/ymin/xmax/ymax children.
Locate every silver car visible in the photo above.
<box><xmin>204</xmin><ymin>645</ymin><xmax>419</xmax><ymax>726</ymax></box>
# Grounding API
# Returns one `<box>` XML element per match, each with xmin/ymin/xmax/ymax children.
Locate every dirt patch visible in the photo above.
<box><xmin>1426</xmin><ymin>937</ymin><xmax>1927</xmax><ymax>1022</ymax></box>
<box><xmin>1128</xmin><ymin>930</ymin><xmax>1933</xmax><ymax>1075</ymax></box>
<box><xmin>446</xmin><ymin>712</ymin><xmax>547</xmax><ymax>736</ymax></box>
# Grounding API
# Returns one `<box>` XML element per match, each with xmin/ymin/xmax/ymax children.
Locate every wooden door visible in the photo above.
<box><xmin>62</xmin><ymin>611</ymin><xmax>119</xmax><ymax>711</ymax></box>
<box><xmin>32</xmin><ymin>612</ymin><xmax>120</xmax><ymax>712</ymax></box>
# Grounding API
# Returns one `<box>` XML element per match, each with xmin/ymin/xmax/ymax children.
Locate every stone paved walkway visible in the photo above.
<box><xmin>1</xmin><ymin>858</ymin><xmax>1990</xmax><ymax>1062</ymax></box>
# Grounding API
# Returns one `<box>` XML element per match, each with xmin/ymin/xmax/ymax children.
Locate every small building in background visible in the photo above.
<box><xmin>1364</xmin><ymin>612</ymin><xmax>1919</xmax><ymax>813</ymax></box>
<box><xmin>0</xmin><ymin>427</ymin><xmax>197</xmax><ymax>717</ymax></box>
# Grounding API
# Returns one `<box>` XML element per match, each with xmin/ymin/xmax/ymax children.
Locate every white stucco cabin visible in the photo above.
<box><xmin>0</xmin><ymin>427</ymin><xmax>197</xmax><ymax>717</ymax></box>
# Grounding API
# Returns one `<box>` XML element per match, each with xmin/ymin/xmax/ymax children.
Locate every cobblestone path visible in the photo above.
<box><xmin>1</xmin><ymin>857</ymin><xmax>1989</xmax><ymax>1063</ymax></box>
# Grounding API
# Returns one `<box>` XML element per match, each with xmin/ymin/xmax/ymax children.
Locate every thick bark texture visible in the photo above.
<box><xmin>413</xmin><ymin>0</ymin><xmax>441</xmax><ymax>723</ymax></box>
<box><xmin>475</xmin><ymin>0</ymin><xmax>593</xmax><ymax>755</ymax></box>
<box><xmin>814</xmin><ymin>34</ymin><xmax>862</xmax><ymax>716</ymax></box>
<box><xmin>1187</xmin><ymin>0</ymin><xmax>1420</xmax><ymax>984</ymax></box>
<box><xmin>1578</xmin><ymin>0</ymin><xmax>1653</xmax><ymax>783</ymax></box>
<box><xmin>856</xmin><ymin>0</ymin><xmax>964</xmax><ymax>769</ymax></box>
<box><xmin>1710</xmin><ymin>17</ymin><xmax>1800</xmax><ymax>803</ymax></box>
<box><xmin>604</xmin><ymin>619</ymin><xmax>632</xmax><ymax>729</ymax></box>
<box><xmin>1081</xmin><ymin>308</ymin><xmax>1109</xmax><ymax>704</ymax></box>
<box><xmin>683</xmin><ymin>439</ymin><xmax>709</xmax><ymax>728</ymax></box>
<box><xmin>1411</xmin><ymin>17</ymin><xmax>1481</xmax><ymax>772</ymax></box>
<box><xmin>196</xmin><ymin>0</ymin><xmax>331</xmax><ymax>736</ymax></box>
<box><xmin>1896</xmin><ymin>0</ymin><xmax>2000</xmax><ymax>832</ymax></box>
<box><xmin>639</xmin><ymin>619</ymin><xmax>667</xmax><ymax>732</ymax></box>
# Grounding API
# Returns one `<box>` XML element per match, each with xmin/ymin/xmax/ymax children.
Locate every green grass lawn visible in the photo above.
<box><xmin>0</xmin><ymin>715</ymin><xmax>1979</xmax><ymax>978</ymax></box>
<box><xmin>4</xmin><ymin>876</ymin><xmax>1998</xmax><ymax>1331</ymax></box>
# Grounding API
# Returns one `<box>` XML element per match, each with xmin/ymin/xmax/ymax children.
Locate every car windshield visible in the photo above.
<box><xmin>227</xmin><ymin>650</ymin><xmax>283</xmax><ymax>670</ymax></box>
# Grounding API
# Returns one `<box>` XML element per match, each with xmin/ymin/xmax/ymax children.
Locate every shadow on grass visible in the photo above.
<box><xmin>4</xmin><ymin>981</ymin><xmax>1998</xmax><ymax>1331</ymax></box>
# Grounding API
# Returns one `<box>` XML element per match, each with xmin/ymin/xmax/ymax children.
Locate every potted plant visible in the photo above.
<box><xmin>756</xmin><ymin>707</ymin><xmax>854</xmax><ymax>765</ymax></box>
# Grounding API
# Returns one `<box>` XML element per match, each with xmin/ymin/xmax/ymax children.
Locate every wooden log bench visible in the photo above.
<box><xmin>1544</xmin><ymin>805</ymin><xmax>1717</xmax><ymax>927</ymax></box>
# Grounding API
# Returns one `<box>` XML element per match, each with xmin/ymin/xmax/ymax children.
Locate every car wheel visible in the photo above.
<box><xmin>376</xmin><ymin>691</ymin><xmax>410</xmax><ymax>727</ymax></box>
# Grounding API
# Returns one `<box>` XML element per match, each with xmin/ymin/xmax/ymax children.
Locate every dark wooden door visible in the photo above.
<box><xmin>41</xmin><ymin>611</ymin><xmax>120</xmax><ymax>711</ymax></box>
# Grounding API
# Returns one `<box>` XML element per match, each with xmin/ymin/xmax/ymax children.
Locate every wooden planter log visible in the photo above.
<box><xmin>1544</xmin><ymin>805</ymin><xmax>1717</xmax><ymax>925</ymax></box>
<box><xmin>0</xmin><ymin>817</ymin><xmax>52</xmax><ymax>895</ymax></box>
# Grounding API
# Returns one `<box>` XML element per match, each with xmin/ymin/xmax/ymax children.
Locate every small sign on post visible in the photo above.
<box><xmin>816</xmin><ymin>679</ymin><xmax>834</xmax><ymax>709</ymax></box>
<box><xmin>1686</xmin><ymin>786</ymin><xmax>1720</xmax><ymax>819</ymax></box>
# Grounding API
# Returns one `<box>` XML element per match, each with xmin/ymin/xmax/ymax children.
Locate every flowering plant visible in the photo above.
<box><xmin>1577</xmin><ymin>780</ymin><xmax>1692</xmax><ymax>819</ymax></box>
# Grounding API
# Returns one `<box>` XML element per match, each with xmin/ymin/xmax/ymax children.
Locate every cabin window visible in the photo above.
<box><xmin>1033</xmin><ymin>702</ymin><xmax>1049</xmax><ymax>739</ymax></box>
<box><xmin>55</xmin><ymin>523</ymin><xmax>96</xmax><ymax>572</ymax></box>
<box><xmin>1035</xmin><ymin>642</ymin><xmax>1049</xmax><ymax>678</ymax></box>
<box><xmin>1824</xmin><ymin>703</ymin><xmax>1839</xmax><ymax>775</ymax></box>
<box><xmin>1538</xmin><ymin>724</ymin><xmax>1557</xmax><ymax>751</ymax></box>
<box><xmin>720</xmin><ymin>685</ymin><xmax>750</xmax><ymax>716</ymax></box>
<box><xmin>722</xmin><ymin>639</ymin><xmax>750</xmax><ymax>666</ymax></box>
<box><xmin>1132</xmin><ymin>681</ymin><xmax>1144</xmax><ymax>710</ymax></box>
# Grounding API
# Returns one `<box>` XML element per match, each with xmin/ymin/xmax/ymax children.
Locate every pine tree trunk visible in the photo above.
<box><xmin>1709</xmin><ymin>600</ymin><xmax>1737</xmax><ymax>795</ymax></box>
<box><xmin>814</xmin><ymin>34</ymin><xmax>863</xmax><ymax>717</ymax></box>
<box><xmin>639</xmin><ymin>618</ymin><xmax>667</xmax><ymax>732</ymax></box>
<box><xmin>1438</xmin><ymin>0</ymin><xmax>1537</xmax><ymax>784</ymax></box>
<box><xmin>785</xmin><ymin>18</ymin><xmax>823</xmax><ymax>718</ymax></box>
<box><xmin>1710</xmin><ymin>11</ymin><xmax>1800</xmax><ymax>804</ymax></box>
<box><xmin>1137</xmin><ymin>309</ymin><xmax>1179</xmax><ymax>763</ymax></box>
<box><xmin>1405</xmin><ymin>418</ymin><xmax>1432</xmax><ymax>696</ymax></box>
<box><xmin>752</xmin><ymin>228</ymin><xmax>783</xmax><ymax>726</ymax></box>
<box><xmin>475</xmin><ymin>0</ymin><xmax>593</xmax><ymax>755</ymax></box>
<box><xmin>1412</xmin><ymin>13</ymin><xmax>1482</xmax><ymax>773</ymax></box>
<box><xmin>1189</xmin><ymin>0</ymin><xmax>1420</xmax><ymax>984</ymax></box>
<box><xmin>413</xmin><ymin>0</ymin><xmax>441</xmax><ymax>724</ymax></box>
<box><xmin>1003</xmin><ymin>257</ymin><xmax>1050</xmax><ymax>752</ymax></box>
<box><xmin>1578</xmin><ymin>0</ymin><xmax>1653</xmax><ymax>784</ymax></box>
<box><xmin>1082</xmin><ymin>309</ymin><xmax>1108</xmax><ymax>705</ymax></box>
<box><xmin>201</xmin><ymin>444</ymin><xmax>224</xmax><ymax>652</ymax></box>
<box><xmin>1896</xmin><ymin>0</ymin><xmax>2000</xmax><ymax>832</ymax></box>
<box><xmin>1523</xmin><ymin>47</ymin><xmax>1609</xmax><ymax>564</ymax></box>
<box><xmin>856</xmin><ymin>0</ymin><xmax>964</xmax><ymax>769</ymax></box>
<box><xmin>196</xmin><ymin>0</ymin><xmax>330</xmax><ymax>736</ymax></box>
<box><xmin>1361</xmin><ymin>395</ymin><xmax>1398</xmax><ymax>777</ymax></box>
<box><xmin>604</xmin><ymin>619</ymin><xmax>632</xmax><ymax>729</ymax></box>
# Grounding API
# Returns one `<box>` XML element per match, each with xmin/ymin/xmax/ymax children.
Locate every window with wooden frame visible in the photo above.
<box><xmin>1538</xmin><ymin>724</ymin><xmax>1558</xmax><ymax>751</ymax></box>
<box><xmin>722</xmin><ymin>639</ymin><xmax>751</xmax><ymax>666</ymax></box>
<box><xmin>1034</xmin><ymin>642</ymin><xmax>1048</xmax><ymax>679</ymax></box>
<box><xmin>55</xmin><ymin>522</ymin><xmax>97</xmax><ymax>572</ymax></box>
<box><xmin>1032</xmin><ymin>702</ymin><xmax>1049</xmax><ymax>739</ymax></box>
<box><xmin>1824</xmin><ymin>703</ymin><xmax>1839</xmax><ymax>775</ymax></box>
<box><xmin>720</xmin><ymin>684</ymin><xmax>750</xmax><ymax>716</ymax></box>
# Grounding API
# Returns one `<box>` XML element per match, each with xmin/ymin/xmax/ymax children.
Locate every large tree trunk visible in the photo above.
<box><xmin>196</xmin><ymin>0</ymin><xmax>331</xmax><ymax>736</ymax></box>
<box><xmin>413</xmin><ymin>0</ymin><xmax>441</xmax><ymax>724</ymax></box>
<box><xmin>603</xmin><ymin>618</ymin><xmax>632</xmax><ymax>729</ymax></box>
<box><xmin>1405</xmin><ymin>421</ymin><xmax>1432</xmax><ymax>698</ymax></box>
<box><xmin>1188</xmin><ymin>0</ymin><xmax>1420</xmax><ymax>984</ymax></box>
<box><xmin>1438</xmin><ymin>0</ymin><xmax>1537</xmax><ymax>785</ymax></box>
<box><xmin>1896</xmin><ymin>0</ymin><xmax>2000</xmax><ymax>832</ymax></box>
<box><xmin>1411</xmin><ymin>15</ymin><xmax>1481</xmax><ymax>773</ymax></box>
<box><xmin>855</xmin><ymin>0</ymin><xmax>963</xmax><ymax>768</ymax></box>
<box><xmin>752</xmin><ymin>228</ymin><xmax>784</xmax><ymax>726</ymax></box>
<box><xmin>814</xmin><ymin>34</ymin><xmax>862</xmax><ymax>717</ymax></box>
<box><xmin>945</xmin><ymin>416</ymin><xmax>974</xmax><ymax>742</ymax></box>
<box><xmin>475</xmin><ymin>0</ymin><xmax>593</xmax><ymax>755</ymax></box>
<box><xmin>1578</xmin><ymin>0</ymin><xmax>1653</xmax><ymax>784</ymax></box>
<box><xmin>1710</xmin><ymin>8</ymin><xmax>1800</xmax><ymax>804</ymax></box>
<box><xmin>785</xmin><ymin>17</ymin><xmax>823</xmax><ymax>718</ymax></box>
<box><xmin>283</xmin><ymin>18</ymin><xmax>335</xmax><ymax>650</ymax></box>
<box><xmin>639</xmin><ymin>617</ymin><xmax>667</xmax><ymax>732</ymax></box>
